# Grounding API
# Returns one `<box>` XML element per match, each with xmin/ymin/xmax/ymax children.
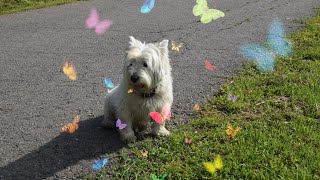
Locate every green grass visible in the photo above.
<box><xmin>89</xmin><ymin>9</ymin><xmax>320</xmax><ymax>180</ymax></box>
<box><xmin>0</xmin><ymin>0</ymin><xmax>83</xmax><ymax>15</ymax></box>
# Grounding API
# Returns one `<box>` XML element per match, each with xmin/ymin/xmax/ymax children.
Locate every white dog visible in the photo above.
<box><xmin>103</xmin><ymin>36</ymin><xmax>173</xmax><ymax>142</ymax></box>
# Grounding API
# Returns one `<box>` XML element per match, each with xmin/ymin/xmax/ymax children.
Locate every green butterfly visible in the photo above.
<box><xmin>193</xmin><ymin>0</ymin><xmax>225</xmax><ymax>23</ymax></box>
<box><xmin>150</xmin><ymin>173</ymin><xmax>167</xmax><ymax>180</ymax></box>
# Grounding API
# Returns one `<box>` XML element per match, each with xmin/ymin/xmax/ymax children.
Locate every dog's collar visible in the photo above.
<box><xmin>140</xmin><ymin>87</ymin><xmax>157</xmax><ymax>98</ymax></box>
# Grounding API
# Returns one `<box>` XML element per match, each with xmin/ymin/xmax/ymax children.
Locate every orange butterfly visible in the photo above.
<box><xmin>193</xmin><ymin>103</ymin><xmax>200</xmax><ymax>111</ymax></box>
<box><xmin>140</xmin><ymin>150</ymin><xmax>148</xmax><ymax>158</ymax></box>
<box><xmin>60</xmin><ymin>115</ymin><xmax>80</xmax><ymax>133</ymax></box>
<box><xmin>226</xmin><ymin>124</ymin><xmax>240</xmax><ymax>138</ymax></box>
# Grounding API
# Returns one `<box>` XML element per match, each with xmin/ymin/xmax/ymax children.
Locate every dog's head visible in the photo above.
<box><xmin>124</xmin><ymin>36</ymin><xmax>171</xmax><ymax>94</ymax></box>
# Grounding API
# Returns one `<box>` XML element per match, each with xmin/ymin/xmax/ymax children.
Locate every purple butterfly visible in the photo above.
<box><xmin>116</xmin><ymin>119</ymin><xmax>127</xmax><ymax>129</ymax></box>
<box><xmin>228</xmin><ymin>92</ymin><xmax>238</xmax><ymax>102</ymax></box>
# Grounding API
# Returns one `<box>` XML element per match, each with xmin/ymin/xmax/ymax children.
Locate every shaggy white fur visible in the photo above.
<box><xmin>103</xmin><ymin>36</ymin><xmax>173</xmax><ymax>142</ymax></box>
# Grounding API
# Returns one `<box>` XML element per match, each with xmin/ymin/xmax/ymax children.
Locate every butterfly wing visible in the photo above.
<box><xmin>214</xmin><ymin>155</ymin><xmax>223</xmax><ymax>170</ymax></box>
<box><xmin>232</xmin><ymin>127</ymin><xmax>240</xmax><ymax>138</ymax></box>
<box><xmin>227</xmin><ymin>92</ymin><xmax>233</xmax><ymax>101</ymax></box>
<box><xmin>150</xmin><ymin>174</ymin><xmax>159</xmax><ymax>180</ymax></box>
<box><xmin>150</xmin><ymin>112</ymin><xmax>164</xmax><ymax>124</ymax></box>
<box><xmin>116</xmin><ymin>119</ymin><xmax>121</xmax><ymax>128</ymax></box>
<box><xmin>92</xmin><ymin>158</ymin><xmax>109</xmax><ymax>171</ymax></box>
<box><xmin>118</xmin><ymin>123</ymin><xmax>127</xmax><ymax>130</ymax></box>
<box><xmin>211</xmin><ymin>9</ymin><xmax>225</xmax><ymax>20</ymax></box>
<box><xmin>161</xmin><ymin>103</ymin><xmax>171</xmax><ymax>120</ymax></box>
<box><xmin>226</xmin><ymin>124</ymin><xmax>233</xmax><ymax>135</ymax></box>
<box><xmin>185</xmin><ymin>138</ymin><xmax>192</xmax><ymax>144</ymax></box>
<box><xmin>63</xmin><ymin>62</ymin><xmax>77</xmax><ymax>80</ymax></box>
<box><xmin>160</xmin><ymin>173</ymin><xmax>168</xmax><ymax>180</ymax></box>
<box><xmin>205</xmin><ymin>60</ymin><xmax>215</xmax><ymax>70</ymax></box>
<box><xmin>267</xmin><ymin>19</ymin><xmax>292</xmax><ymax>57</ymax></box>
<box><xmin>232</xmin><ymin>95</ymin><xmax>238</xmax><ymax>102</ymax></box>
<box><xmin>72</xmin><ymin>115</ymin><xmax>80</xmax><ymax>124</ymax></box>
<box><xmin>193</xmin><ymin>104</ymin><xmax>200</xmax><ymax>111</ymax></box>
<box><xmin>193</xmin><ymin>0</ymin><xmax>208</xmax><ymax>17</ymax></box>
<box><xmin>200</xmin><ymin>8</ymin><xmax>213</xmax><ymax>23</ymax></box>
<box><xmin>240</xmin><ymin>44</ymin><xmax>275</xmax><ymax>72</ymax></box>
<box><xmin>140</xmin><ymin>0</ymin><xmax>155</xmax><ymax>14</ymax></box>
<box><xmin>104</xmin><ymin>78</ymin><xmax>114</xmax><ymax>89</ymax></box>
<box><xmin>86</xmin><ymin>8</ymin><xmax>99</xmax><ymax>29</ymax></box>
<box><xmin>203</xmin><ymin>162</ymin><xmax>217</xmax><ymax>174</ymax></box>
<box><xmin>95</xmin><ymin>20</ymin><xmax>112</xmax><ymax>35</ymax></box>
<box><xmin>171</xmin><ymin>41</ymin><xmax>177</xmax><ymax>50</ymax></box>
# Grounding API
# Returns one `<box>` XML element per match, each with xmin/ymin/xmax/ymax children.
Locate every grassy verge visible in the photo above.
<box><xmin>0</xmin><ymin>0</ymin><xmax>83</xmax><ymax>15</ymax></box>
<box><xmin>92</xmin><ymin>9</ymin><xmax>320</xmax><ymax>179</ymax></box>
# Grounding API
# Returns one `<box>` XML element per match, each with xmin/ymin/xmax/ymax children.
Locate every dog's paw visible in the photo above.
<box><xmin>121</xmin><ymin>133</ymin><xmax>137</xmax><ymax>142</ymax></box>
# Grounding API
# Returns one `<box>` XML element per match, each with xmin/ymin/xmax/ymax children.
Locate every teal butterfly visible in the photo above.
<box><xmin>240</xmin><ymin>19</ymin><xmax>292</xmax><ymax>72</ymax></box>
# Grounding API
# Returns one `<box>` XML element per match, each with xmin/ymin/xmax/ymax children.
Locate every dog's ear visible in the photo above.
<box><xmin>129</xmin><ymin>36</ymin><xmax>144</xmax><ymax>47</ymax></box>
<box><xmin>129</xmin><ymin>36</ymin><xmax>137</xmax><ymax>44</ymax></box>
<box><xmin>159</xmin><ymin>39</ymin><xmax>169</xmax><ymax>56</ymax></box>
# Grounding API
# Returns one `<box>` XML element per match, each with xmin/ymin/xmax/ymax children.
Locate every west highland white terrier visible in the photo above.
<box><xmin>103</xmin><ymin>36</ymin><xmax>173</xmax><ymax>142</ymax></box>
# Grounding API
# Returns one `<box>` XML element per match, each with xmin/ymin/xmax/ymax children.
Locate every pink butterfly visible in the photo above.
<box><xmin>149</xmin><ymin>103</ymin><xmax>171</xmax><ymax>125</ymax></box>
<box><xmin>185</xmin><ymin>138</ymin><xmax>192</xmax><ymax>144</ymax></box>
<box><xmin>205</xmin><ymin>60</ymin><xmax>216</xmax><ymax>70</ymax></box>
<box><xmin>86</xmin><ymin>8</ymin><xmax>113</xmax><ymax>35</ymax></box>
<box><xmin>116</xmin><ymin>119</ymin><xmax>127</xmax><ymax>129</ymax></box>
<box><xmin>228</xmin><ymin>92</ymin><xmax>238</xmax><ymax>102</ymax></box>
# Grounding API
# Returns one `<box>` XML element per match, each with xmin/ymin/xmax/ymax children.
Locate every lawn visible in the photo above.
<box><xmin>0</xmin><ymin>0</ymin><xmax>83</xmax><ymax>15</ymax></box>
<box><xmin>89</xmin><ymin>9</ymin><xmax>320</xmax><ymax>180</ymax></box>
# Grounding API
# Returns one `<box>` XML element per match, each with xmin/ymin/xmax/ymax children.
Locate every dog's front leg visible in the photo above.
<box><xmin>151</xmin><ymin>121</ymin><xmax>170</xmax><ymax>136</ymax></box>
<box><xmin>118</xmin><ymin>114</ymin><xmax>137</xmax><ymax>142</ymax></box>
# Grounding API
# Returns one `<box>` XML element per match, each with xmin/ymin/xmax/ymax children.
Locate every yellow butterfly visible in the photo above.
<box><xmin>203</xmin><ymin>155</ymin><xmax>223</xmax><ymax>174</ymax></box>
<box><xmin>63</xmin><ymin>61</ymin><xmax>77</xmax><ymax>81</ymax></box>
<box><xmin>128</xmin><ymin>88</ymin><xmax>134</xmax><ymax>93</ymax></box>
<box><xmin>171</xmin><ymin>41</ymin><xmax>183</xmax><ymax>52</ymax></box>
<box><xmin>226</xmin><ymin>124</ymin><xmax>240</xmax><ymax>138</ymax></box>
<box><xmin>193</xmin><ymin>0</ymin><xmax>225</xmax><ymax>24</ymax></box>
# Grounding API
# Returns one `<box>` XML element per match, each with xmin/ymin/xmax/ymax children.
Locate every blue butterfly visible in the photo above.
<box><xmin>104</xmin><ymin>78</ymin><xmax>114</xmax><ymax>89</ymax></box>
<box><xmin>92</xmin><ymin>158</ymin><xmax>109</xmax><ymax>171</ymax></box>
<box><xmin>240</xmin><ymin>19</ymin><xmax>292</xmax><ymax>72</ymax></box>
<box><xmin>140</xmin><ymin>0</ymin><xmax>155</xmax><ymax>14</ymax></box>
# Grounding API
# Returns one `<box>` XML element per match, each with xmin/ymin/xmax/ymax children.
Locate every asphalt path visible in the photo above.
<box><xmin>0</xmin><ymin>0</ymin><xmax>319</xmax><ymax>179</ymax></box>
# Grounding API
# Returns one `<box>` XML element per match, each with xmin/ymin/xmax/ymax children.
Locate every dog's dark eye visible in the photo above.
<box><xmin>128</xmin><ymin>63</ymin><xmax>133</xmax><ymax>67</ymax></box>
<box><xmin>143</xmin><ymin>62</ymin><xmax>148</xmax><ymax>68</ymax></box>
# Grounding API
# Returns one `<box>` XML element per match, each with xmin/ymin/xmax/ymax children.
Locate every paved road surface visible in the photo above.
<box><xmin>0</xmin><ymin>0</ymin><xmax>319</xmax><ymax>179</ymax></box>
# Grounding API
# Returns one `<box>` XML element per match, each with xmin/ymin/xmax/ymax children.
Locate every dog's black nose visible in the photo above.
<box><xmin>131</xmin><ymin>74</ymin><xmax>139</xmax><ymax>83</ymax></box>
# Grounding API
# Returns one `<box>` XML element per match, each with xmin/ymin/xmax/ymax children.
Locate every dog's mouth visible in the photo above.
<box><xmin>132</xmin><ymin>85</ymin><xmax>145</xmax><ymax>91</ymax></box>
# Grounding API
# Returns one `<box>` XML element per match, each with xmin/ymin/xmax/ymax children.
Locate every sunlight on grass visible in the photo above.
<box><xmin>88</xmin><ymin>8</ymin><xmax>320</xmax><ymax>180</ymax></box>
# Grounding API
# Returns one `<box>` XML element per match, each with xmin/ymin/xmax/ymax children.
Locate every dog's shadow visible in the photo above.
<box><xmin>0</xmin><ymin>116</ymin><xmax>127</xmax><ymax>179</ymax></box>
